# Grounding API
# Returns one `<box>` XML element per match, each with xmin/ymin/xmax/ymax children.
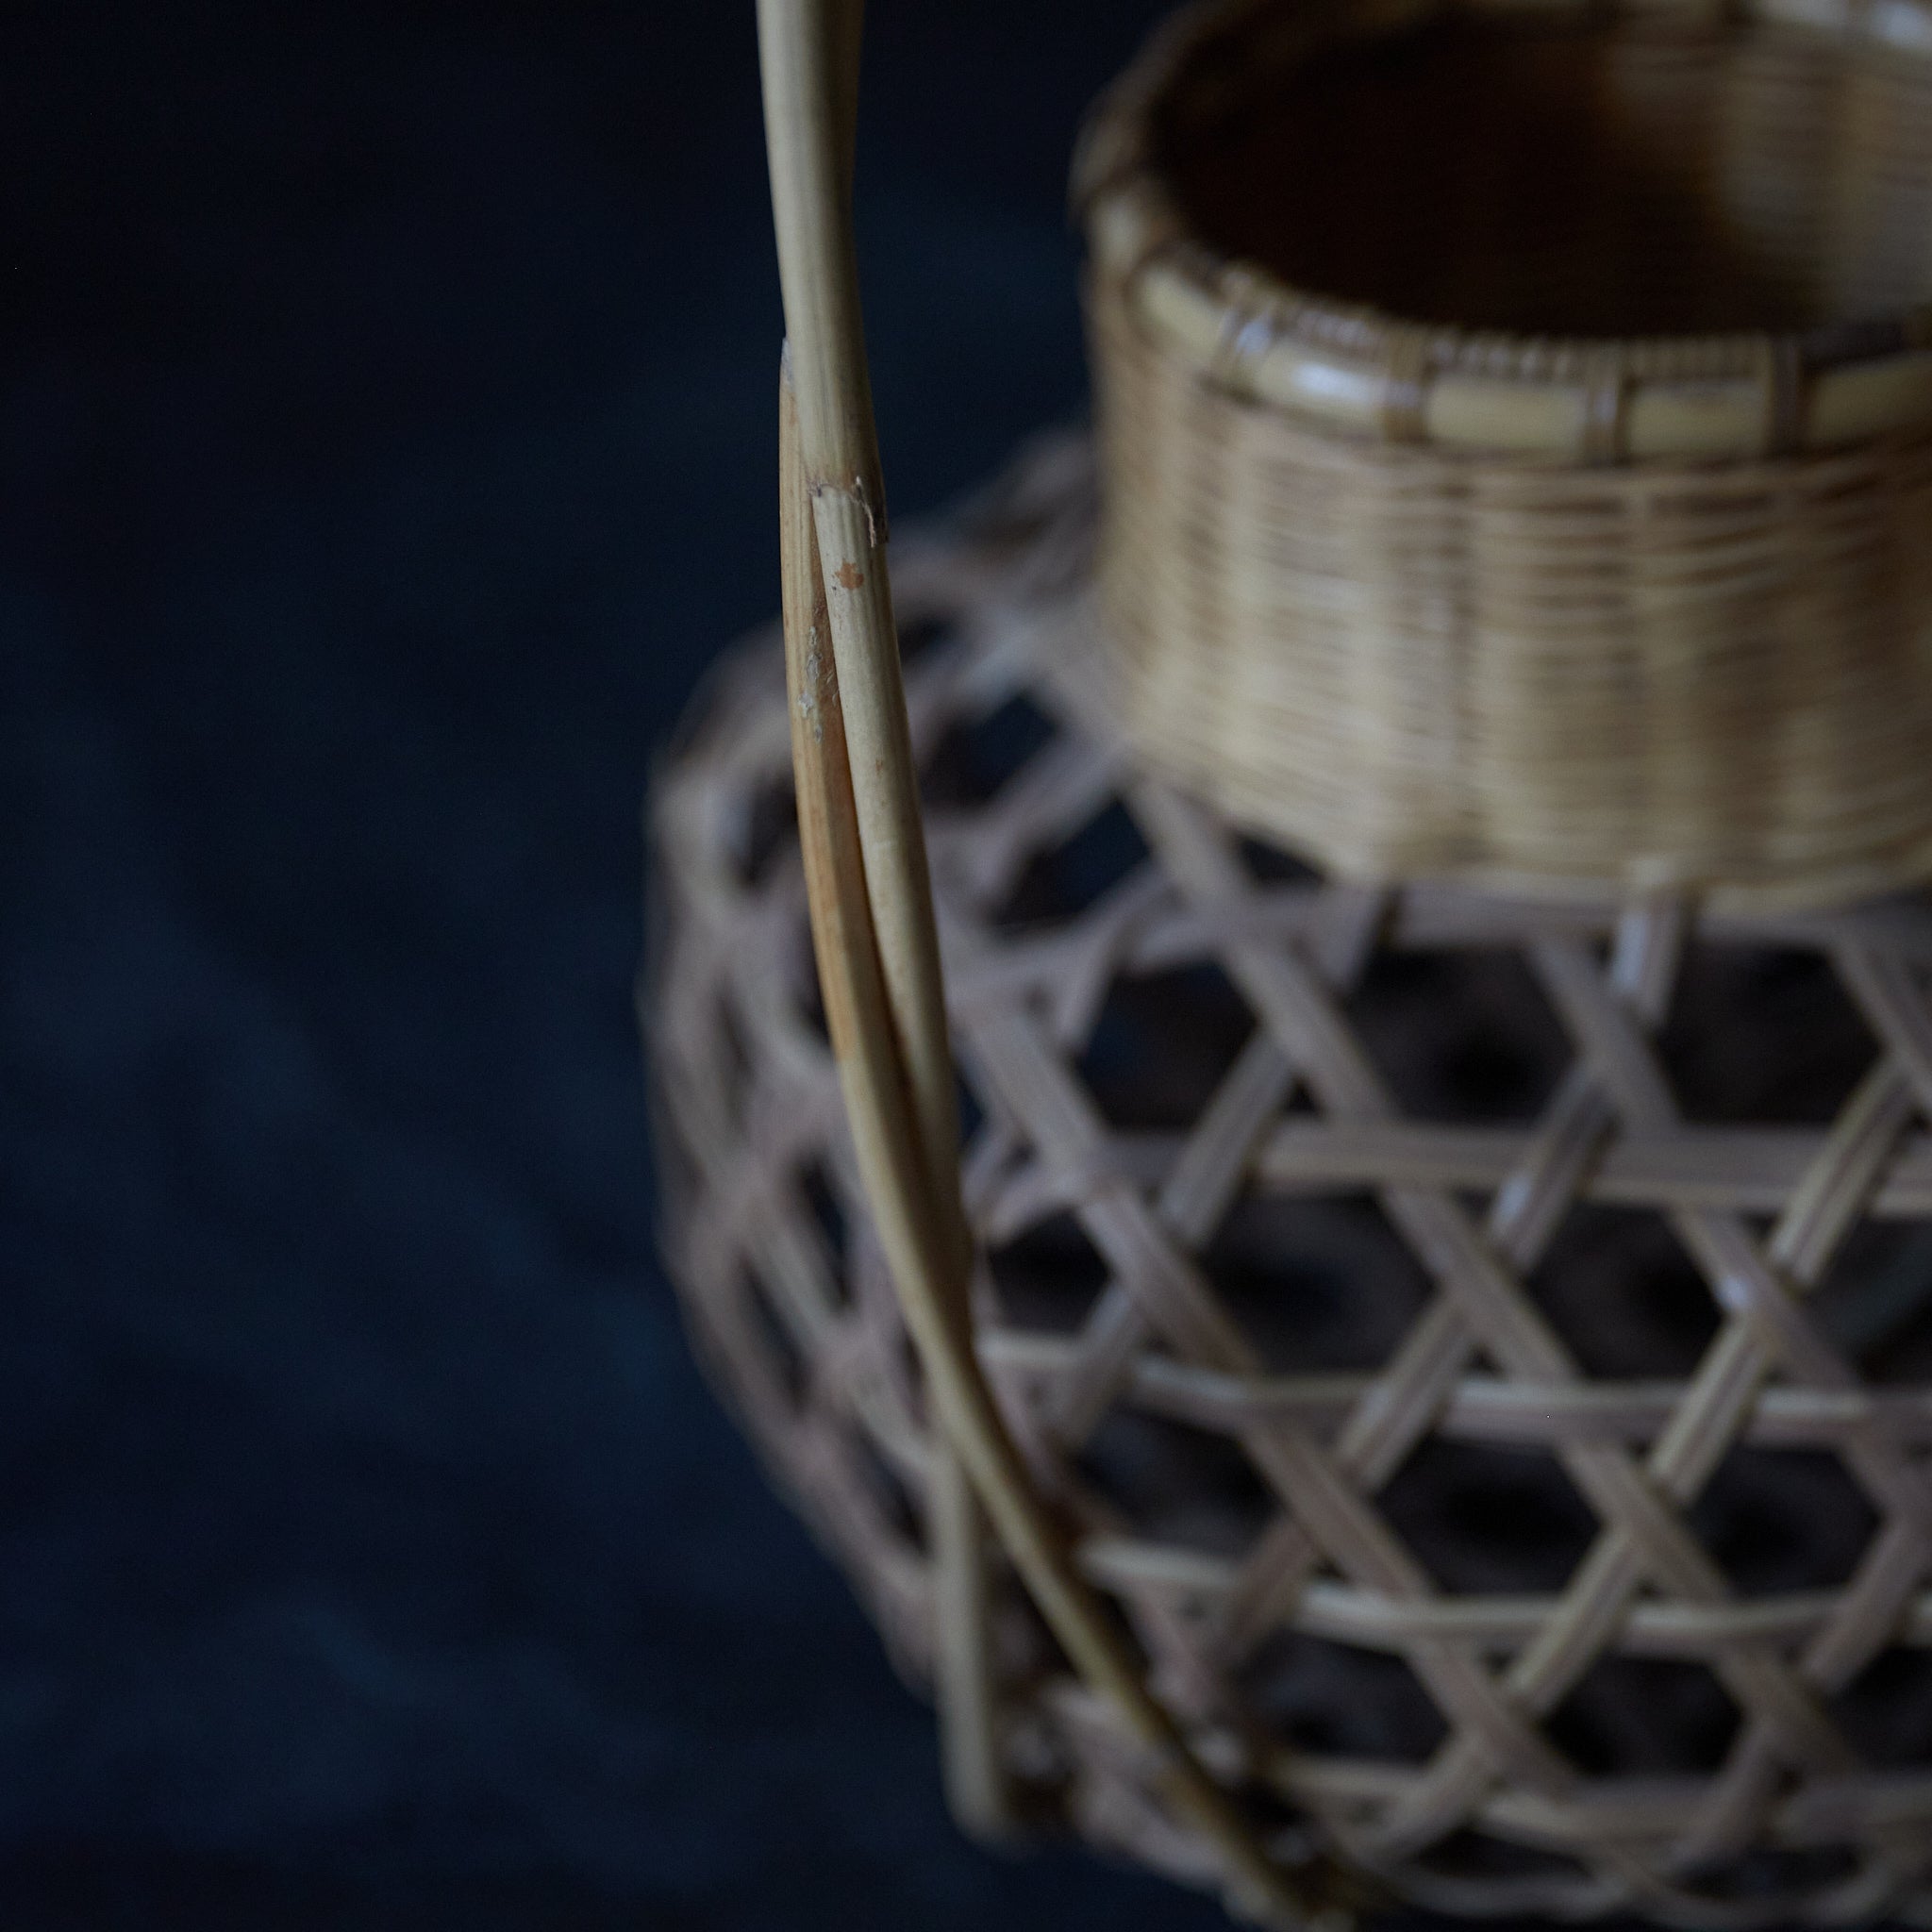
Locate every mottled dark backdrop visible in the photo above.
<box><xmin>0</xmin><ymin>0</ymin><xmax>1281</xmax><ymax>1924</ymax></box>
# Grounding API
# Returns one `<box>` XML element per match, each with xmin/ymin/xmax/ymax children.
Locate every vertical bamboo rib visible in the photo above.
<box><xmin>758</xmin><ymin>4</ymin><xmax>1327</xmax><ymax>1919</ymax></box>
<box><xmin>758</xmin><ymin>0</ymin><xmax>881</xmax><ymax>514</ymax></box>
<box><xmin>758</xmin><ymin>0</ymin><xmax>961</xmax><ymax>1293</ymax></box>
<box><xmin>765</xmin><ymin>0</ymin><xmax>1001</xmax><ymax>1840</ymax></box>
<box><xmin>927</xmin><ymin>1421</ymin><xmax>1008</xmax><ymax>1842</ymax></box>
<box><xmin>776</xmin><ymin>365</ymin><xmax>1322</xmax><ymax>1930</ymax></box>
<box><xmin>778</xmin><ymin>370</ymin><xmax>1008</xmax><ymax>1840</ymax></box>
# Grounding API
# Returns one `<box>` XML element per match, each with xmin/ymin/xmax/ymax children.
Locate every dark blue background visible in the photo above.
<box><xmin>0</xmin><ymin>0</ymin><xmax>1286</xmax><ymax>1924</ymax></box>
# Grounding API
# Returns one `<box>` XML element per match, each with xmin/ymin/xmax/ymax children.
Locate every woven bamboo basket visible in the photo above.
<box><xmin>646</xmin><ymin>2</ymin><xmax>1932</xmax><ymax>1924</ymax></box>
<box><xmin>1077</xmin><ymin>0</ymin><xmax>1932</xmax><ymax>904</ymax></box>
<box><xmin>653</xmin><ymin>439</ymin><xmax>1932</xmax><ymax>1925</ymax></box>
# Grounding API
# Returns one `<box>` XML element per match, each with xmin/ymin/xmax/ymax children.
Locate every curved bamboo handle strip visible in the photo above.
<box><xmin>761</xmin><ymin>0</ymin><xmax>1002</xmax><ymax>1841</ymax></box>
<box><xmin>757</xmin><ymin>4</ymin><xmax>1333</xmax><ymax>1923</ymax></box>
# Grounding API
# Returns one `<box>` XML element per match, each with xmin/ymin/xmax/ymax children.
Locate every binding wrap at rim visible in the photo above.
<box><xmin>1074</xmin><ymin>0</ymin><xmax>1932</xmax><ymax>461</ymax></box>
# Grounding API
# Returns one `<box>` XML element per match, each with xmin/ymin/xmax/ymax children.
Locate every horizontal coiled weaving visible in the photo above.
<box><xmin>1079</xmin><ymin>0</ymin><xmax>1932</xmax><ymax>905</ymax></box>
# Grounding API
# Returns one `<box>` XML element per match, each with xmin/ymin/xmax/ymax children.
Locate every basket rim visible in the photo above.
<box><xmin>1075</xmin><ymin>0</ymin><xmax>1932</xmax><ymax>459</ymax></box>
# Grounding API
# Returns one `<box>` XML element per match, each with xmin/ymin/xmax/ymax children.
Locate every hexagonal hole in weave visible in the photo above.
<box><xmin>1202</xmin><ymin>1191</ymin><xmax>1434</xmax><ymax>1374</ymax></box>
<box><xmin>1808</xmin><ymin>1215</ymin><xmax>1932</xmax><ymax>1385</ymax></box>
<box><xmin>1238</xmin><ymin>1627</ymin><xmax>1449</xmax><ymax>1762</ymax></box>
<box><xmin>1378</xmin><ymin>1436</ymin><xmax>1601</xmax><ymax>1594</ymax></box>
<box><xmin>954</xmin><ymin>1071</ymin><xmax>987</xmax><ymax>1154</ymax></box>
<box><xmin>1073</xmin><ymin>959</ymin><xmax>1255</xmax><ymax>1132</ymax></box>
<box><xmin>920</xmin><ymin>687</ymin><xmax>1057</xmax><ymax>808</ymax></box>
<box><xmin>1683</xmin><ymin>1843</ymin><xmax>1862</xmax><ymax>1907</ymax></box>
<box><xmin>1827</xmin><ymin>1645</ymin><xmax>1932</xmax><ymax>1768</ymax></box>
<box><xmin>1686</xmin><ymin>1443</ymin><xmax>1877</xmax><ymax>1594</ymax></box>
<box><xmin>1543</xmin><ymin>1655</ymin><xmax>1741</xmax><ymax>1776</ymax></box>
<box><xmin>728</xmin><ymin>769</ymin><xmax>799</xmax><ymax>889</ymax></box>
<box><xmin>1074</xmin><ymin>1405</ymin><xmax>1275</xmax><ymax>1561</ymax></box>
<box><xmin>741</xmin><ymin>1268</ymin><xmax>808</xmax><ymax>1416</ymax></box>
<box><xmin>1411</xmin><ymin>1828</ymin><xmax>1591</xmax><ymax>1894</ymax></box>
<box><xmin>1525</xmin><ymin>1202</ymin><xmax>1720</xmax><ymax>1381</ymax></box>
<box><xmin>983</xmin><ymin>1208</ymin><xmax>1112</xmax><ymax>1337</ymax></box>
<box><xmin>794</xmin><ymin>1157</ymin><xmax>852</xmax><ymax>1313</ymax></box>
<box><xmin>1236</xmin><ymin>832</ymin><xmax>1323</xmax><ymax>890</ymax></box>
<box><xmin>789</xmin><ymin>916</ymin><xmax>830</xmax><ymax>1050</ymax></box>
<box><xmin>894</xmin><ymin>610</ymin><xmax>949</xmax><ymax>669</ymax></box>
<box><xmin>1653</xmin><ymin>941</ymin><xmax>1877</xmax><ymax>1126</ymax></box>
<box><xmin>849</xmin><ymin>1428</ymin><xmax>926</xmax><ymax>1557</ymax></box>
<box><xmin>1344</xmin><ymin>946</ymin><xmax>1572</xmax><ymax>1124</ymax></box>
<box><xmin>990</xmin><ymin>798</ymin><xmax>1151</xmax><ymax>932</ymax></box>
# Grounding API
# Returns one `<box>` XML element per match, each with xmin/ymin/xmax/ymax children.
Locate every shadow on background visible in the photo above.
<box><xmin>0</xmin><ymin>0</ymin><xmax>1335</xmax><ymax>1925</ymax></box>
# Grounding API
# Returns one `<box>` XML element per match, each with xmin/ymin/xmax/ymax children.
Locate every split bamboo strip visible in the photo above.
<box><xmin>758</xmin><ymin>7</ymin><xmax>1341</xmax><ymax>1920</ymax></box>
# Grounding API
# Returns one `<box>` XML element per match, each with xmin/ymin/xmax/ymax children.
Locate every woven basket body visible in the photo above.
<box><xmin>1080</xmin><ymin>0</ymin><xmax>1932</xmax><ymax>905</ymax></box>
<box><xmin>652</xmin><ymin>441</ymin><xmax>1932</xmax><ymax>1927</ymax></box>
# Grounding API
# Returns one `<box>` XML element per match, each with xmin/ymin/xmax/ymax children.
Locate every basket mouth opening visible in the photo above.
<box><xmin>1150</xmin><ymin>5</ymin><xmax>1932</xmax><ymax>357</ymax></box>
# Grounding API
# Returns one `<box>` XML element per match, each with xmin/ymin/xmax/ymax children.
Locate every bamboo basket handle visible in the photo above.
<box><xmin>755</xmin><ymin>6</ymin><xmax>1341</xmax><ymax>1923</ymax></box>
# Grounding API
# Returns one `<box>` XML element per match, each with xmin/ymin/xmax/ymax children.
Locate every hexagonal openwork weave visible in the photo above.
<box><xmin>648</xmin><ymin>436</ymin><xmax>1932</xmax><ymax>1928</ymax></box>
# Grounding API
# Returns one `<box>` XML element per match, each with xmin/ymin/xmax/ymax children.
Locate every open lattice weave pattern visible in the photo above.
<box><xmin>649</xmin><ymin>437</ymin><xmax>1932</xmax><ymax>1928</ymax></box>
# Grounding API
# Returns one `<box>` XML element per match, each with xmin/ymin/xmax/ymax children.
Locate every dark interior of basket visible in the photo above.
<box><xmin>1158</xmin><ymin>8</ymin><xmax>1932</xmax><ymax>340</ymax></box>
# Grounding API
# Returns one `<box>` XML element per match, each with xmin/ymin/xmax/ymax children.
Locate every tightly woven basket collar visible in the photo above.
<box><xmin>1074</xmin><ymin>0</ymin><xmax>1932</xmax><ymax>459</ymax></box>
